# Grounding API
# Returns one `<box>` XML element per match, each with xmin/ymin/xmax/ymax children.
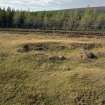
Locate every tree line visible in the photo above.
<box><xmin>0</xmin><ymin>7</ymin><xmax>105</xmax><ymax>31</ymax></box>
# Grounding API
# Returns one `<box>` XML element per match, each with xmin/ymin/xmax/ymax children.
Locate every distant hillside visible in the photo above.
<box><xmin>56</xmin><ymin>6</ymin><xmax>105</xmax><ymax>12</ymax></box>
<box><xmin>40</xmin><ymin>6</ymin><xmax>105</xmax><ymax>13</ymax></box>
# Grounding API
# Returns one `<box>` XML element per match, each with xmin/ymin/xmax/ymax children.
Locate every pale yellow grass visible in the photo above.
<box><xmin>0</xmin><ymin>31</ymin><xmax>105</xmax><ymax>105</ymax></box>
<box><xmin>0</xmin><ymin>32</ymin><xmax>104</xmax><ymax>46</ymax></box>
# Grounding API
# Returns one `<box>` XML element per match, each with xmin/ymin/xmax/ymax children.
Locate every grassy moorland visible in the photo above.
<box><xmin>0</xmin><ymin>31</ymin><xmax>105</xmax><ymax>105</ymax></box>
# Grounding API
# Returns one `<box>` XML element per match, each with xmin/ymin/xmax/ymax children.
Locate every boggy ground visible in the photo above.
<box><xmin>0</xmin><ymin>31</ymin><xmax>105</xmax><ymax>105</ymax></box>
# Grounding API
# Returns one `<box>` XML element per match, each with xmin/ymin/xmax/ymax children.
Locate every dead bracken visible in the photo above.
<box><xmin>48</xmin><ymin>56</ymin><xmax>66</xmax><ymax>61</ymax></box>
<box><xmin>17</xmin><ymin>42</ymin><xmax>67</xmax><ymax>53</ymax></box>
<box><xmin>17</xmin><ymin>41</ymin><xmax>102</xmax><ymax>54</ymax></box>
<box><xmin>80</xmin><ymin>49</ymin><xmax>97</xmax><ymax>60</ymax></box>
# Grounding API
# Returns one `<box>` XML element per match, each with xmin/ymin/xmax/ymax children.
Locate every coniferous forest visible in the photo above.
<box><xmin>0</xmin><ymin>7</ymin><xmax>105</xmax><ymax>31</ymax></box>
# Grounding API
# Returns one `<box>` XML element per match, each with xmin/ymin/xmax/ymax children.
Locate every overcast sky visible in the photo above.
<box><xmin>0</xmin><ymin>0</ymin><xmax>105</xmax><ymax>11</ymax></box>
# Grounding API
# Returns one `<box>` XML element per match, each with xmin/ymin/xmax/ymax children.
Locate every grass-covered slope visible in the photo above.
<box><xmin>0</xmin><ymin>31</ymin><xmax>105</xmax><ymax>105</ymax></box>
